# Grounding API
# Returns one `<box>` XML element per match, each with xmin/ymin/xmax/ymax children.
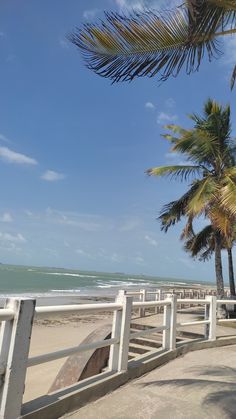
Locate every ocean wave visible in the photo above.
<box><xmin>51</xmin><ymin>289</ymin><xmax>81</xmax><ymax>293</ymax></box>
<box><xmin>96</xmin><ymin>281</ymin><xmax>153</xmax><ymax>288</ymax></box>
<box><xmin>43</xmin><ymin>272</ymin><xmax>98</xmax><ymax>278</ymax></box>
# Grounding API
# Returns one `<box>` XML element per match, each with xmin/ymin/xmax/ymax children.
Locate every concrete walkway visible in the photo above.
<box><xmin>63</xmin><ymin>344</ymin><xmax>236</xmax><ymax>419</ymax></box>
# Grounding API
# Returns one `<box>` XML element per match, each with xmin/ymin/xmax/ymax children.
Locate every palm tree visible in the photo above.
<box><xmin>183</xmin><ymin>220</ymin><xmax>236</xmax><ymax>296</ymax></box>
<box><xmin>147</xmin><ymin>99</ymin><xmax>236</xmax><ymax>297</ymax></box>
<box><xmin>70</xmin><ymin>1</ymin><xmax>236</xmax><ymax>87</ymax></box>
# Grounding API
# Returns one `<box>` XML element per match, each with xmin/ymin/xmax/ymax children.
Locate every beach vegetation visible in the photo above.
<box><xmin>70</xmin><ymin>0</ymin><xmax>236</xmax><ymax>88</ymax></box>
<box><xmin>147</xmin><ymin>99</ymin><xmax>236</xmax><ymax>297</ymax></box>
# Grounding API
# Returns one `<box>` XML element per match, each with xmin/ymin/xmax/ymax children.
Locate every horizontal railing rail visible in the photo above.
<box><xmin>0</xmin><ymin>290</ymin><xmax>235</xmax><ymax>419</ymax></box>
<box><xmin>0</xmin><ymin>309</ymin><xmax>15</xmax><ymax>321</ymax></box>
<box><xmin>28</xmin><ymin>337</ymin><xmax>119</xmax><ymax>367</ymax></box>
<box><xmin>130</xmin><ymin>325</ymin><xmax>166</xmax><ymax>339</ymax></box>
<box><xmin>35</xmin><ymin>302</ymin><xmax>123</xmax><ymax>316</ymax></box>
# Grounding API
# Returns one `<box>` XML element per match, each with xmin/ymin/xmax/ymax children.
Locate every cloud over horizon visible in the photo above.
<box><xmin>41</xmin><ymin>170</ymin><xmax>65</xmax><ymax>181</ymax></box>
<box><xmin>0</xmin><ymin>146</ymin><xmax>37</xmax><ymax>165</ymax></box>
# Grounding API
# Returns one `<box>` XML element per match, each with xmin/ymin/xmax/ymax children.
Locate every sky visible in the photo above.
<box><xmin>0</xmin><ymin>0</ymin><xmax>236</xmax><ymax>282</ymax></box>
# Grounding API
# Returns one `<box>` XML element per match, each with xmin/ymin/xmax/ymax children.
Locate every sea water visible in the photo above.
<box><xmin>0</xmin><ymin>264</ymin><xmax>212</xmax><ymax>302</ymax></box>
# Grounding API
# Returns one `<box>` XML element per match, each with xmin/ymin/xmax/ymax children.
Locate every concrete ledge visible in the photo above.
<box><xmin>21</xmin><ymin>335</ymin><xmax>236</xmax><ymax>419</ymax></box>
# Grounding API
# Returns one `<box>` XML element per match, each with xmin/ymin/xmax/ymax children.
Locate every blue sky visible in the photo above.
<box><xmin>0</xmin><ymin>0</ymin><xmax>236</xmax><ymax>281</ymax></box>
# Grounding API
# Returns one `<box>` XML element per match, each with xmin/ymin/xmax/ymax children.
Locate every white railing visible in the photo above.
<box><xmin>0</xmin><ymin>291</ymin><xmax>235</xmax><ymax>419</ymax></box>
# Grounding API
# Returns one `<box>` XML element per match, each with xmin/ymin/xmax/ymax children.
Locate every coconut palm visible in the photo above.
<box><xmin>70</xmin><ymin>1</ymin><xmax>236</xmax><ymax>87</ymax></box>
<box><xmin>183</xmin><ymin>219</ymin><xmax>236</xmax><ymax>296</ymax></box>
<box><xmin>147</xmin><ymin>99</ymin><xmax>236</xmax><ymax>296</ymax></box>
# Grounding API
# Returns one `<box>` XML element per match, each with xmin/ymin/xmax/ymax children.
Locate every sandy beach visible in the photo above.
<box><xmin>23</xmin><ymin>297</ymin><xmax>114</xmax><ymax>403</ymax></box>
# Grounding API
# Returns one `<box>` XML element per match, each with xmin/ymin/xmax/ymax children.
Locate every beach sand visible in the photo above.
<box><xmin>24</xmin><ymin>306</ymin><xmax>113</xmax><ymax>402</ymax></box>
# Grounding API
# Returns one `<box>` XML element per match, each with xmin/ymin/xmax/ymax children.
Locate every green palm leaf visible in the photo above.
<box><xmin>70</xmin><ymin>8</ymin><xmax>221</xmax><ymax>83</ymax></box>
<box><xmin>159</xmin><ymin>183</ymin><xmax>200</xmax><ymax>231</ymax></box>
<box><xmin>184</xmin><ymin>224</ymin><xmax>214</xmax><ymax>256</ymax></box>
<box><xmin>187</xmin><ymin>177</ymin><xmax>218</xmax><ymax>215</ymax></box>
<box><xmin>146</xmin><ymin>164</ymin><xmax>201</xmax><ymax>181</ymax></box>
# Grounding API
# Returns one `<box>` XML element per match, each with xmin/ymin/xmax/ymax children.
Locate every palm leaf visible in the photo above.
<box><xmin>230</xmin><ymin>64</ymin><xmax>236</xmax><ymax>89</ymax></box>
<box><xmin>186</xmin><ymin>177</ymin><xmax>218</xmax><ymax>215</ymax></box>
<box><xmin>158</xmin><ymin>183</ymin><xmax>200</xmax><ymax>231</ymax></box>
<box><xmin>185</xmin><ymin>224</ymin><xmax>213</xmax><ymax>255</ymax></box>
<box><xmin>146</xmin><ymin>164</ymin><xmax>201</xmax><ymax>181</ymax></box>
<box><xmin>220</xmin><ymin>175</ymin><xmax>236</xmax><ymax>215</ymax></box>
<box><xmin>70</xmin><ymin>8</ymin><xmax>221</xmax><ymax>82</ymax></box>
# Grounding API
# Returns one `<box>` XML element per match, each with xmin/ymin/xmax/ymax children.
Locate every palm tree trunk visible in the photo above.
<box><xmin>215</xmin><ymin>232</ymin><xmax>224</xmax><ymax>298</ymax></box>
<box><xmin>227</xmin><ymin>247</ymin><xmax>235</xmax><ymax>296</ymax></box>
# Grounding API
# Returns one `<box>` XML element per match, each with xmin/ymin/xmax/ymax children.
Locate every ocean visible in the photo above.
<box><xmin>0</xmin><ymin>264</ymin><xmax>212</xmax><ymax>302</ymax></box>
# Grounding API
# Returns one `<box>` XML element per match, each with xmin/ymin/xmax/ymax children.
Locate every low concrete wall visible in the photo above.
<box><xmin>21</xmin><ymin>335</ymin><xmax>236</xmax><ymax>419</ymax></box>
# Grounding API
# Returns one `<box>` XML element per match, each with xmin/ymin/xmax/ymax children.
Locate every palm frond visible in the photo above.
<box><xmin>187</xmin><ymin>177</ymin><xmax>218</xmax><ymax>215</ymax></box>
<box><xmin>146</xmin><ymin>165</ymin><xmax>201</xmax><ymax>181</ymax></box>
<box><xmin>231</xmin><ymin>64</ymin><xmax>236</xmax><ymax>89</ymax></box>
<box><xmin>220</xmin><ymin>175</ymin><xmax>236</xmax><ymax>215</ymax></box>
<box><xmin>158</xmin><ymin>183</ymin><xmax>200</xmax><ymax>231</ymax></box>
<box><xmin>180</xmin><ymin>215</ymin><xmax>194</xmax><ymax>240</ymax></box>
<box><xmin>187</xmin><ymin>0</ymin><xmax>236</xmax><ymax>34</ymax></box>
<box><xmin>70</xmin><ymin>8</ymin><xmax>221</xmax><ymax>83</ymax></box>
<box><xmin>184</xmin><ymin>224</ymin><xmax>214</xmax><ymax>256</ymax></box>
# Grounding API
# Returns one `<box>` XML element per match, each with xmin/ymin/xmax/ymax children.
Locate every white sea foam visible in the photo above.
<box><xmin>43</xmin><ymin>272</ymin><xmax>97</xmax><ymax>278</ymax></box>
<box><xmin>51</xmin><ymin>289</ymin><xmax>81</xmax><ymax>293</ymax></box>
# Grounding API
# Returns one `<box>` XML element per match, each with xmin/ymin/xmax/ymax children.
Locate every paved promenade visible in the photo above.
<box><xmin>64</xmin><ymin>344</ymin><xmax>236</xmax><ymax>419</ymax></box>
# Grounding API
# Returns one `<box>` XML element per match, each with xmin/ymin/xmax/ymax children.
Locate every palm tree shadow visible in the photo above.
<box><xmin>137</xmin><ymin>365</ymin><xmax>236</xmax><ymax>418</ymax></box>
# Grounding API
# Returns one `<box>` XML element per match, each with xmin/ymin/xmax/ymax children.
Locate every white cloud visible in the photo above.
<box><xmin>157</xmin><ymin>112</ymin><xmax>178</xmax><ymax>125</ymax></box>
<box><xmin>111</xmin><ymin>252</ymin><xmax>122</xmax><ymax>263</ymax></box>
<box><xmin>145</xmin><ymin>101</ymin><xmax>155</xmax><ymax>110</ymax></box>
<box><xmin>145</xmin><ymin>234</ymin><xmax>158</xmax><ymax>246</ymax></box>
<box><xmin>45</xmin><ymin>208</ymin><xmax>102</xmax><ymax>231</ymax></box>
<box><xmin>223</xmin><ymin>35</ymin><xmax>236</xmax><ymax>65</ymax></box>
<box><xmin>0</xmin><ymin>232</ymin><xmax>26</xmax><ymax>243</ymax></box>
<box><xmin>25</xmin><ymin>210</ymin><xmax>33</xmax><ymax>217</ymax></box>
<box><xmin>41</xmin><ymin>170</ymin><xmax>65</xmax><ymax>182</ymax></box>
<box><xmin>0</xmin><ymin>134</ymin><xmax>10</xmax><ymax>143</ymax></box>
<box><xmin>165</xmin><ymin>98</ymin><xmax>175</xmax><ymax>108</ymax></box>
<box><xmin>59</xmin><ymin>39</ymin><xmax>69</xmax><ymax>49</ymax></box>
<box><xmin>133</xmin><ymin>255</ymin><xmax>145</xmax><ymax>265</ymax></box>
<box><xmin>115</xmin><ymin>0</ymin><xmax>143</xmax><ymax>11</ymax></box>
<box><xmin>115</xmin><ymin>0</ymin><xmax>182</xmax><ymax>12</ymax></box>
<box><xmin>165</xmin><ymin>152</ymin><xmax>188</xmax><ymax>166</ymax></box>
<box><xmin>119</xmin><ymin>216</ymin><xmax>141</xmax><ymax>232</ymax></box>
<box><xmin>76</xmin><ymin>248</ymin><xmax>92</xmax><ymax>258</ymax></box>
<box><xmin>0</xmin><ymin>146</ymin><xmax>37</xmax><ymax>165</ymax></box>
<box><xmin>83</xmin><ymin>9</ymin><xmax>100</xmax><ymax>19</ymax></box>
<box><xmin>0</xmin><ymin>212</ymin><xmax>13</xmax><ymax>223</ymax></box>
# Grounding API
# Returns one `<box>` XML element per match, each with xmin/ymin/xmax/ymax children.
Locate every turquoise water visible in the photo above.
<box><xmin>0</xmin><ymin>264</ymin><xmax>213</xmax><ymax>299</ymax></box>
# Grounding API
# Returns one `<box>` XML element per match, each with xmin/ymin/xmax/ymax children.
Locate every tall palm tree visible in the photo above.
<box><xmin>70</xmin><ymin>1</ymin><xmax>236</xmax><ymax>87</ymax></box>
<box><xmin>183</xmin><ymin>220</ymin><xmax>236</xmax><ymax>296</ymax></box>
<box><xmin>147</xmin><ymin>99</ymin><xmax>236</xmax><ymax>297</ymax></box>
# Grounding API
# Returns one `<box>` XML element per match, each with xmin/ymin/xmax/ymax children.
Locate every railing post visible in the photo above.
<box><xmin>155</xmin><ymin>289</ymin><xmax>162</xmax><ymax>314</ymax></box>
<box><xmin>162</xmin><ymin>294</ymin><xmax>177</xmax><ymax>351</ymax></box>
<box><xmin>205</xmin><ymin>296</ymin><xmax>216</xmax><ymax>341</ymax></box>
<box><xmin>169</xmin><ymin>294</ymin><xmax>177</xmax><ymax>350</ymax></box>
<box><xmin>109</xmin><ymin>290</ymin><xmax>133</xmax><ymax>372</ymax></box>
<box><xmin>0</xmin><ymin>298</ymin><xmax>35</xmax><ymax>419</ymax></box>
<box><xmin>139</xmin><ymin>289</ymin><xmax>146</xmax><ymax>318</ymax></box>
<box><xmin>162</xmin><ymin>300</ymin><xmax>171</xmax><ymax>350</ymax></box>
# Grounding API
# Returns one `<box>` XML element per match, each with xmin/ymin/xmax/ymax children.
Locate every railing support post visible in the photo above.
<box><xmin>139</xmin><ymin>289</ymin><xmax>146</xmax><ymax>318</ymax></box>
<box><xmin>205</xmin><ymin>296</ymin><xmax>216</xmax><ymax>341</ymax></box>
<box><xmin>155</xmin><ymin>289</ymin><xmax>162</xmax><ymax>314</ymax></box>
<box><xmin>0</xmin><ymin>298</ymin><xmax>35</xmax><ymax>419</ymax></box>
<box><xmin>109</xmin><ymin>291</ymin><xmax>133</xmax><ymax>372</ymax></box>
<box><xmin>162</xmin><ymin>294</ymin><xmax>177</xmax><ymax>351</ymax></box>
